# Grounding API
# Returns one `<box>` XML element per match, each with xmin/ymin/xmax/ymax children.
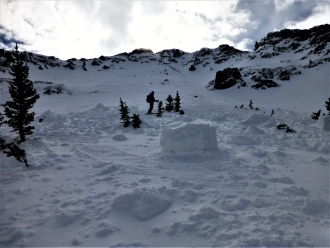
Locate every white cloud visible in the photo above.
<box><xmin>0</xmin><ymin>0</ymin><xmax>328</xmax><ymax>59</ymax></box>
<box><xmin>284</xmin><ymin>4</ymin><xmax>330</xmax><ymax>29</ymax></box>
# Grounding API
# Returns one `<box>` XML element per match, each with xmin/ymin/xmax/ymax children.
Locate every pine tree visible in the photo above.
<box><xmin>249</xmin><ymin>99</ymin><xmax>254</xmax><ymax>109</ymax></box>
<box><xmin>165</xmin><ymin>94</ymin><xmax>174</xmax><ymax>112</ymax></box>
<box><xmin>0</xmin><ymin>112</ymin><xmax>6</xmax><ymax>150</ymax></box>
<box><xmin>131</xmin><ymin>114</ymin><xmax>142</xmax><ymax>128</ymax></box>
<box><xmin>174</xmin><ymin>91</ymin><xmax>181</xmax><ymax>112</ymax></box>
<box><xmin>0</xmin><ymin>138</ymin><xmax>5</xmax><ymax>150</ymax></box>
<box><xmin>4</xmin><ymin>43</ymin><xmax>40</xmax><ymax>142</ymax></box>
<box><xmin>311</xmin><ymin>110</ymin><xmax>321</xmax><ymax>120</ymax></box>
<box><xmin>119</xmin><ymin>98</ymin><xmax>131</xmax><ymax>127</ymax></box>
<box><xmin>156</xmin><ymin>101</ymin><xmax>164</xmax><ymax>117</ymax></box>
<box><xmin>0</xmin><ymin>112</ymin><xmax>3</xmax><ymax>126</ymax></box>
<box><xmin>3</xmin><ymin>143</ymin><xmax>29</xmax><ymax>167</ymax></box>
<box><xmin>325</xmin><ymin>98</ymin><xmax>330</xmax><ymax>115</ymax></box>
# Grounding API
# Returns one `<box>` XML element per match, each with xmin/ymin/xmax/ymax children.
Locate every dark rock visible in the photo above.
<box><xmin>64</xmin><ymin>62</ymin><xmax>75</xmax><ymax>70</ymax></box>
<box><xmin>129</xmin><ymin>48</ymin><xmax>154</xmax><ymax>56</ymax></box>
<box><xmin>44</xmin><ymin>84</ymin><xmax>71</xmax><ymax>95</ymax></box>
<box><xmin>91</xmin><ymin>60</ymin><xmax>101</xmax><ymax>66</ymax></box>
<box><xmin>278</xmin><ymin>70</ymin><xmax>290</xmax><ymax>81</ymax></box>
<box><xmin>189</xmin><ymin>65</ymin><xmax>196</xmax><ymax>71</ymax></box>
<box><xmin>99</xmin><ymin>55</ymin><xmax>106</xmax><ymax>60</ymax></box>
<box><xmin>251</xmin><ymin>76</ymin><xmax>280</xmax><ymax>89</ymax></box>
<box><xmin>214</xmin><ymin>67</ymin><xmax>245</xmax><ymax>90</ymax></box>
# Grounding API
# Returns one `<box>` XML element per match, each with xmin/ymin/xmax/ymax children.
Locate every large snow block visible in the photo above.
<box><xmin>316</xmin><ymin>116</ymin><xmax>330</xmax><ymax>131</ymax></box>
<box><xmin>238</xmin><ymin>114</ymin><xmax>276</xmax><ymax>128</ymax></box>
<box><xmin>160</xmin><ymin>121</ymin><xmax>218</xmax><ymax>153</ymax></box>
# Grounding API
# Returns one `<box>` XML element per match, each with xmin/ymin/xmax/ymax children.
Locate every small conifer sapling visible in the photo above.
<box><xmin>119</xmin><ymin>98</ymin><xmax>131</xmax><ymax>127</ymax></box>
<box><xmin>249</xmin><ymin>99</ymin><xmax>254</xmax><ymax>109</ymax></box>
<box><xmin>165</xmin><ymin>95</ymin><xmax>174</xmax><ymax>112</ymax></box>
<box><xmin>174</xmin><ymin>91</ymin><xmax>181</xmax><ymax>112</ymax></box>
<box><xmin>131</xmin><ymin>114</ymin><xmax>142</xmax><ymax>128</ymax></box>
<box><xmin>311</xmin><ymin>110</ymin><xmax>321</xmax><ymax>120</ymax></box>
<box><xmin>156</xmin><ymin>101</ymin><xmax>164</xmax><ymax>117</ymax></box>
<box><xmin>0</xmin><ymin>112</ymin><xmax>5</xmax><ymax>150</ymax></box>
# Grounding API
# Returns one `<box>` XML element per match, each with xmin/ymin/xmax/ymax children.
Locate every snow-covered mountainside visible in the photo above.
<box><xmin>0</xmin><ymin>24</ymin><xmax>329</xmax><ymax>247</ymax></box>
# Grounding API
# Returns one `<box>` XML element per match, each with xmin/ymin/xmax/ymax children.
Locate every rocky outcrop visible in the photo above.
<box><xmin>256</xmin><ymin>24</ymin><xmax>330</xmax><ymax>57</ymax></box>
<box><xmin>214</xmin><ymin>67</ymin><xmax>245</xmax><ymax>90</ymax></box>
<box><xmin>251</xmin><ymin>76</ymin><xmax>280</xmax><ymax>90</ymax></box>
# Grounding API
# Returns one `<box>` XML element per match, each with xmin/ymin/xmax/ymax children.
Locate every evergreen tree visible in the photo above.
<box><xmin>0</xmin><ymin>112</ymin><xmax>5</xmax><ymax>150</ymax></box>
<box><xmin>311</xmin><ymin>110</ymin><xmax>321</xmax><ymax>120</ymax></box>
<box><xmin>174</xmin><ymin>91</ymin><xmax>181</xmax><ymax>112</ymax></box>
<box><xmin>0</xmin><ymin>138</ymin><xmax>5</xmax><ymax>150</ymax></box>
<box><xmin>131</xmin><ymin>114</ymin><xmax>142</xmax><ymax>128</ymax></box>
<box><xmin>249</xmin><ymin>99</ymin><xmax>254</xmax><ymax>109</ymax></box>
<box><xmin>4</xmin><ymin>43</ymin><xmax>40</xmax><ymax>143</ymax></box>
<box><xmin>3</xmin><ymin>143</ymin><xmax>29</xmax><ymax>167</ymax></box>
<box><xmin>165</xmin><ymin>94</ymin><xmax>174</xmax><ymax>112</ymax></box>
<box><xmin>325</xmin><ymin>98</ymin><xmax>330</xmax><ymax>115</ymax></box>
<box><xmin>0</xmin><ymin>112</ymin><xmax>3</xmax><ymax>126</ymax></box>
<box><xmin>119</xmin><ymin>98</ymin><xmax>131</xmax><ymax>127</ymax></box>
<box><xmin>156</xmin><ymin>101</ymin><xmax>164</xmax><ymax>117</ymax></box>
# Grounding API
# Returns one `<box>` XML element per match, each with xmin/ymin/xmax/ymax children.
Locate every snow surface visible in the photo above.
<box><xmin>0</xmin><ymin>43</ymin><xmax>329</xmax><ymax>247</ymax></box>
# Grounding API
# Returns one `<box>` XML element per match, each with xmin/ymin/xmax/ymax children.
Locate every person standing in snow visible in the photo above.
<box><xmin>147</xmin><ymin>91</ymin><xmax>159</xmax><ymax>114</ymax></box>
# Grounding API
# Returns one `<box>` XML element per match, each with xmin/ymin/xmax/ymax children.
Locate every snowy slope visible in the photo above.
<box><xmin>0</xmin><ymin>24</ymin><xmax>329</xmax><ymax>247</ymax></box>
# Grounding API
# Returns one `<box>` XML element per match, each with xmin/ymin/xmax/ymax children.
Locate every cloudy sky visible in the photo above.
<box><xmin>1</xmin><ymin>0</ymin><xmax>329</xmax><ymax>60</ymax></box>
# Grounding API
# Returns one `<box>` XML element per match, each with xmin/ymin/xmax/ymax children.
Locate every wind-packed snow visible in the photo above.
<box><xmin>0</xmin><ymin>27</ymin><xmax>329</xmax><ymax>247</ymax></box>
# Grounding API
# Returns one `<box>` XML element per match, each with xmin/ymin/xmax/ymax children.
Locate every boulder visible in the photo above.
<box><xmin>214</xmin><ymin>67</ymin><xmax>245</xmax><ymax>90</ymax></box>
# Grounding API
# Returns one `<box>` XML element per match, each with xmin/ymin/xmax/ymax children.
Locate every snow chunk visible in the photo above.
<box><xmin>112</xmin><ymin>134</ymin><xmax>127</xmax><ymax>141</ymax></box>
<box><xmin>315</xmin><ymin>116</ymin><xmax>330</xmax><ymax>131</ymax></box>
<box><xmin>160</xmin><ymin>121</ymin><xmax>218</xmax><ymax>154</ymax></box>
<box><xmin>229</xmin><ymin>135</ymin><xmax>258</xmax><ymax>145</ymax></box>
<box><xmin>312</xmin><ymin>156</ymin><xmax>329</xmax><ymax>164</ymax></box>
<box><xmin>238</xmin><ymin>114</ymin><xmax>276</xmax><ymax>128</ymax></box>
<box><xmin>92</xmin><ymin>103</ymin><xmax>109</xmax><ymax>111</ymax></box>
<box><xmin>38</xmin><ymin>110</ymin><xmax>59</xmax><ymax>122</ymax></box>
<box><xmin>244</xmin><ymin>125</ymin><xmax>266</xmax><ymax>135</ymax></box>
<box><xmin>112</xmin><ymin>188</ymin><xmax>172</xmax><ymax>220</ymax></box>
